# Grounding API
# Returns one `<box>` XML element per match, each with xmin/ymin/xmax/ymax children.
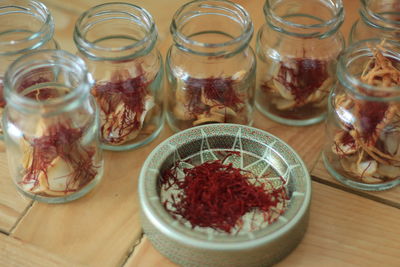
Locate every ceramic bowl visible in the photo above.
<box><xmin>138</xmin><ymin>124</ymin><xmax>311</xmax><ymax>267</ymax></box>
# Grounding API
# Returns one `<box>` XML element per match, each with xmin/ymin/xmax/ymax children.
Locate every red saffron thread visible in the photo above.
<box><xmin>185</xmin><ymin>77</ymin><xmax>243</xmax><ymax>116</ymax></box>
<box><xmin>356</xmin><ymin>101</ymin><xmax>388</xmax><ymax>145</ymax></box>
<box><xmin>22</xmin><ymin>123</ymin><xmax>98</xmax><ymax>195</ymax></box>
<box><xmin>92</xmin><ymin>67</ymin><xmax>151</xmax><ymax>144</ymax></box>
<box><xmin>161</xmin><ymin>155</ymin><xmax>289</xmax><ymax>233</ymax></box>
<box><xmin>275</xmin><ymin>58</ymin><xmax>329</xmax><ymax>103</ymax></box>
<box><xmin>0</xmin><ymin>81</ymin><xmax>5</xmax><ymax>108</ymax></box>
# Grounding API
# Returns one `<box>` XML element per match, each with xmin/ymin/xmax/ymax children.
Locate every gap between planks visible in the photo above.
<box><xmin>121</xmin><ymin>232</ymin><xmax>144</xmax><ymax>267</ymax></box>
<box><xmin>9</xmin><ymin>200</ymin><xmax>34</xmax><ymax>235</ymax></box>
<box><xmin>311</xmin><ymin>175</ymin><xmax>400</xmax><ymax>209</ymax></box>
<box><xmin>308</xmin><ymin>150</ymin><xmax>323</xmax><ymax>175</ymax></box>
<box><xmin>0</xmin><ymin>228</ymin><xmax>8</xmax><ymax>236</ymax></box>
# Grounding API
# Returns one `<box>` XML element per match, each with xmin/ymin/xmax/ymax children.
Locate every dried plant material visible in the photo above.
<box><xmin>193</xmin><ymin>106</ymin><xmax>237</xmax><ymax>126</ymax></box>
<box><xmin>160</xmin><ymin>152</ymin><xmax>289</xmax><ymax>233</ymax></box>
<box><xmin>332</xmin><ymin>42</ymin><xmax>400</xmax><ymax>184</ymax></box>
<box><xmin>19</xmin><ymin>122</ymin><xmax>99</xmax><ymax>197</ymax></box>
<box><xmin>171</xmin><ymin>71</ymin><xmax>250</xmax><ymax>127</ymax></box>
<box><xmin>361</xmin><ymin>43</ymin><xmax>400</xmax><ymax>87</ymax></box>
<box><xmin>332</xmin><ymin>130</ymin><xmax>359</xmax><ymax>156</ymax></box>
<box><xmin>261</xmin><ymin>58</ymin><xmax>331</xmax><ymax>111</ymax></box>
<box><xmin>92</xmin><ymin>67</ymin><xmax>155</xmax><ymax>145</ymax></box>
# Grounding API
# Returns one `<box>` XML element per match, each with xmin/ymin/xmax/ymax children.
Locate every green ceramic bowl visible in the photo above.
<box><xmin>139</xmin><ymin>124</ymin><xmax>311</xmax><ymax>266</ymax></box>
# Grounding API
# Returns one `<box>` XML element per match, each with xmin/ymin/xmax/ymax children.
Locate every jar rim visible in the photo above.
<box><xmin>4</xmin><ymin>49</ymin><xmax>91</xmax><ymax>112</ymax></box>
<box><xmin>264</xmin><ymin>0</ymin><xmax>344</xmax><ymax>38</ymax></box>
<box><xmin>360</xmin><ymin>0</ymin><xmax>400</xmax><ymax>29</ymax></box>
<box><xmin>338</xmin><ymin>39</ymin><xmax>400</xmax><ymax>101</ymax></box>
<box><xmin>74</xmin><ymin>2</ymin><xmax>157</xmax><ymax>60</ymax></box>
<box><xmin>0</xmin><ymin>0</ymin><xmax>54</xmax><ymax>53</ymax></box>
<box><xmin>170</xmin><ymin>0</ymin><xmax>253</xmax><ymax>56</ymax></box>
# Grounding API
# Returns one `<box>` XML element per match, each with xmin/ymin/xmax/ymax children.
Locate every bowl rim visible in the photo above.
<box><xmin>138</xmin><ymin>123</ymin><xmax>311</xmax><ymax>250</ymax></box>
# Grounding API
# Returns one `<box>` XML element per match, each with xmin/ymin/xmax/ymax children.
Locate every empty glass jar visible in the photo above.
<box><xmin>3</xmin><ymin>50</ymin><xmax>103</xmax><ymax>203</ymax></box>
<box><xmin>74</xmin><ymin>3</ymin><xmax>163</xmax><ymax>151</ymax></box>
<box><xmin>256</xmin><ymin>0</ymin><xmax>345</xmax><ymax>125</ymax></box>
<box><xmin>349</xmin><ymin>0</ymin><xmax>400</xmax><ymax>43</ymax></box>
<box><xmin>165</xmin><ymin>0</ymin><xmax>256</xmax><ymax>132</ymax></box>
<box><xmin>323</xmin><ymin>39</ymin><xmax>400</xmax><ymax>191</ymax></box>
<box><xmin>0</xmin><ymin>0</ymin><xmax>58</xmax><ymax>138</ymax></box>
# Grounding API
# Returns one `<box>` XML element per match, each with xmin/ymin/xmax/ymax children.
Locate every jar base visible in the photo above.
<box><xmin>15</xmin><ymin>165</ymin><xmax>104</xmax><ymax>204</ymax></box>
<box><xmin>322</xmin><ymin>152</ymin><xmax>400</xmax><ymax>191</ymax></box>
<box><xmin>256</xmin><ymin>102</ymin><xmax>326</xmax><ymax>126</ymax></box>
<box><xmin>101</xmin><ymin>121</ymin><xmax>164</xmax><ymax>151</ymax></box>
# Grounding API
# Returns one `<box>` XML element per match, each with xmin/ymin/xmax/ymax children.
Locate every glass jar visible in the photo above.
<box><xmin>74</xmin><ymin>3</ymin><xmax>163</xmax><ymax>151</ymax></box>
<box><xmin>3</xmin><ymin>50</ymin><xmax>103</xmax><ymax>203</ymax></box>
<box><xmin>0</xmin><ymin>0</ymin><xmax>58</xmax><ymax>138</ymax></box>
<box><xmin>256</xmin><ymin>0</ymin><xmax>345</xmax><ymax>126</ymax></box>
<box><xmin>349</xmin><ymin>0</ymin><xmax>400</xmax><ymax>44</ymax></box>
<box><xmin>165</xmin><ymin>0</ymin><xmax>256</xmax><ymax>132</ymax></box>
<box><xmin>323</xmin><ymin>39</ymin><xmax>400</xmax><ymax>191</ymax></box>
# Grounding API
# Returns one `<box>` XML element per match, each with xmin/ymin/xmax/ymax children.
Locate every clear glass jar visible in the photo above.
<box><xmin>256</xmin><ymin>0</ymin><xmax>345</xmax><ymax>126</ymax></box>
<box><xmin>0</xmin><ymin>0</ymin><xmax>58</xmax><ymax>138</ymax></box>
<box><xmin>349</xmin><ymin>0</ymin><xmax>400</xmax><ymax>44</ymax></box>
<box><xmin>165</xmin><ymin>0</ymin><xmax>256</xmax><ymax>132</ymax></box>
<box><xmin>3</xmin><ymin>50</ymin><xmax>103</xmax><ymax>203</ymax></box>
<box><xmin>323</xmin><ymin>39</ymin><xmax>400</xmax><ymax>191</ymax></box>
<box><xmin>74</xmin><ymin>3</ymin><xmax>163</xmax><ymax>151</ymax></box>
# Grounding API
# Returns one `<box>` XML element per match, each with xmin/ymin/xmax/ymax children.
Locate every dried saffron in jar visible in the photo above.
<box><xmin>256</xmin><ymin>0</ymin><xmax>344</xmax><ymax>126</ymax></box>
<box><xmin>160</xmin><ymin>153</ymin><xmax>289</xmax><ymax>233</ymax></box>
<box><xmin>74</xmin><ymin>3</ymin><xmax>163</xmax><ymax>150</ymax></box>
<box><xmin>91</xmin><ymin>68</ymin><xmax>154</xmax><ymax>145</ymax></box>
<box><xmin>324</xmin><ymin>40</ymin><xmax>400</xmax><ymax>191</ymax></box>
<box><xmin>166</xmin><ymin>0</ymin><xmax>255</xmax><ymax>132</ymax></box>
<box><xmin>173</xmin><ymin>73</ymin><xmax>248</xmax><ymax>128</ymax></box>
<box><xmin>3</xmin><ymin>50</ymin><xmax>103</xmax><ymax>203</ymax></box>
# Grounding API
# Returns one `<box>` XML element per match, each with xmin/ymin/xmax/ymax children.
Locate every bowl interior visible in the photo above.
<box><xmin>140</xmin><ymin>124</ymin><xmax>310</xmax><ymax>246</ymax></box>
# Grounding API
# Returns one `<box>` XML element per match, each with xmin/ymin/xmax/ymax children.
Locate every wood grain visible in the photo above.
<box><xmin>124</xmin><ymin>182</ymin><xmax>400</xmax><ymax>267</ymax></box>
<box><xmin>42</xmin><ymin>0</ymin><xmax>192</xmax><ymax>55</ymax></box>
<box><xmin>311</xmin><ymin>156</ymin><xmax>400</xmax><ymax>207</ymax></box>
<box><xmin>2</xmin><ymin>1</ymin><xmax>399</xmax><ymax>267</ymax></box>
<box><xmin>253</xmin><ymin>112</ymin><xmax>325</xmax><ymax>170</ymax></box>
<box><xmin>0</xmin><ymin>152</ymin><xmax>31</xmax><ymax>233</ymax></box>
<box><xmin>0</xmin><ymin>233</ymin><xmax>83</xmax><ymax>267</ymax></box>
<box><xmin>48</xmin><ymin>4</ymin><xmax>79</xmax><ymax>53</ymax></box>
<box><xmin>11</xmin><ymin>128</ymin><xmax>172</xmax><ymax>267</ymax></box>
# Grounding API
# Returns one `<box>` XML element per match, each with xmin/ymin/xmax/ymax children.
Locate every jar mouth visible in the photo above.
<box><xmin>74</xmin><ymin>2</ymin><xmax>157</xmax><ymax>61</ymax></box>
<box><xmin>0</xmin><ymin>0</ymin><xmax>54</xmax><ymax>54</ymax></box>
<box><xmin>360</xmin><ymin>0</ymin><xmax>400</xmax><ymax>30</ymax></box>
<box><xmin>264</xmin><ymin>0</ymin><xmax>344</xmax><ymax>38</ymax></box>
<box><xmin>338</xmin><ymin>39</ymin><xmax>400</xmax><ymax>100</ymax></box>
<box><xmin>170</xmin><ymin>0</ymin><xmax>253</xmax><ymax>56</ymax></box>
<box><xmin>4</xmin><ymin>49</ymin><xmax>90</xmax><ymax>112</ymax></box>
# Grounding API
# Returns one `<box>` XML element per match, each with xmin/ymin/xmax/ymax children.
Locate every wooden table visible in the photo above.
<box><xmin>1</xmin><ymin>0</ymin><xmax>399</xmax><ymax>266</ymax></box>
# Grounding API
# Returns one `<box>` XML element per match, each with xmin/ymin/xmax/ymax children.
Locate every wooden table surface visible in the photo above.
<box><xmin>1</xmin><ymin>0</ymin><xmax>399</xmax><ymax>266</ymax></box>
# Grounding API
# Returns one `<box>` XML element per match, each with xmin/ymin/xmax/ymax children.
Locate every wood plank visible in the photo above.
<box><xmin>0</xmin><ymin>152</ymin><xmax>32</xmax><ymax>233</ymax></box>
<box><xmin>10</xmin><ymin>111</ymin><xmax>325</xmax><ymax>267</ymax></box>
<box><xmin>124</xmin><ymin>182</ymin><xmax>400</xmax><ymax>267</ymax></box>
<box><xmin>42</xmin><ymin>0</ymin><xmax>190</xmax><ymax>55</ymax></box>
<box><xmin>0</xmin><ymin>1</ymin><xmax>79</xmax><ymax>236</ymax></box>
<box><xmin>48</xmin><ymin>5</ymin><xmax>79</xmax><ymax>53</ymax></box>
<box><xmin>11</xmin><ymin>129</ymin><xmax>173</xmax><ymax>267</ymax></box>
<box><xmin>311</xmin><ymin>156</ymin><xmax>400</xmax><ymax>207</ymax></box>
<box><xmin>42</xmin><ymin>0</ymin><xmax>360</xmax><ymax>47</ymax></box>
<box><xmin>253</xmin><ymin>112</ymin><xmax>325</xmax><ymax>170</ymax></box>
<box><xmin>0</xmin><ymin>233</ymin><xmax>83</xmax><ymax>267</ymax></box>
<box><xmin>5</xmin><ymin>1</ymin><xmax>381</xmax><ymax>267</ymax></box>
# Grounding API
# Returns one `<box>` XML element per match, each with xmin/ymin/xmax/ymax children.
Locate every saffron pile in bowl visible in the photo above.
<box><xmin>160</xmin><ymin>152</ymin><xmax>289</xmax><ymax>233</ymax></box>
